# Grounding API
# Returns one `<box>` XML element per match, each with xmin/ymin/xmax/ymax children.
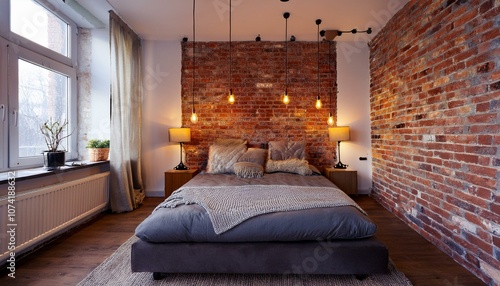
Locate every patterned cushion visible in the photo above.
<box><xmin>206</xmin><ymin>144</ymin><xmax>247</xmax><ymax>174</ymax></box>
<box><xmin>237</xmin><ymin>148</ymin><xmax>268</xmax><ymax>167</ymax></box>
<box><xmin>268</xmin><ymin>141</ymin><xmax>306</xmax><ymax>161</ymax></box>
<box><xmin>234</xmin><ymin>162</ymin><xmax>264</xmax><ymax>178</ymax></box>
<box><xmin>265</xmin><ymin>158</ymin><xmax>312</xmax><ymax>176</ymax></box>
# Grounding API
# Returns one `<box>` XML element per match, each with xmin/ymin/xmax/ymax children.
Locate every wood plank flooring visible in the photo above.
<box><xmin>0</xmin><ymin>196</ymin><xmax>485</xmax><ymax>285</ymax></box>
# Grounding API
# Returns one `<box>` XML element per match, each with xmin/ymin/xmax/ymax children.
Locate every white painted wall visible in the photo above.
<box><xmin>141</xmin><ymin>40</ymin><xmax>373</xmax><ymax>197</ymax></box>
<box><xmin>336</xmin><ymin>42</ymin><xmax>372</xmax><ymax>194</ymax></box>
<box><xmin>142</xmin><ymin>40</ymin><xmax>183</xmax><ymax>197</ymax></box>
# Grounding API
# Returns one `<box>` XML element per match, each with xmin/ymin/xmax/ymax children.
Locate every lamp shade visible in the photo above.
<box><xmin>329</xmin><ymin>126</ymin><xmax>350</xmax><ymax>142</ymax></box>
<box><xmin>169</xmin><ymin>128</ymin><xmax>191</xmax><ymax>143</ymax></box>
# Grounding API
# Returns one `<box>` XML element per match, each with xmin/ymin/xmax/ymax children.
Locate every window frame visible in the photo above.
<box><xmin>0</xmin><ymin>0</ymin><xmax>78</xmax><ymax>170</ymax></box>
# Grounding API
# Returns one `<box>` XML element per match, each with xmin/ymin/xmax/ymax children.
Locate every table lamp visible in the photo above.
<box><xmin>329</xmin><ymin>126</ymin><xmax>350</xmax><ymax>169</ymax></box>
<box><xmin>169</xmin><ymin>127</ymin><xmax>191</xmax><ymax>170</ymax></box>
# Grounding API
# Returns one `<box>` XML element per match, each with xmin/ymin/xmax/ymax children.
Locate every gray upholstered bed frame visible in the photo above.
<box><xmin>131</xmin><ymin>236</ymin><xmax>389</xmax><ymax>280</ymax></box>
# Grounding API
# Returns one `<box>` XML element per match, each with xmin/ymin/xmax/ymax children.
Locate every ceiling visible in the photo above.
<box><xmin>75</xmin><ymin>0</ymin><xmax>409</xmax><ymax>42</ymax></box>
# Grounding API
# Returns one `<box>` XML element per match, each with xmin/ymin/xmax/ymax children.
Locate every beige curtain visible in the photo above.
<box><xmin>109</xmin><ymin>11</ymin><xmax>145</xmax><ymax>212</ymax></box>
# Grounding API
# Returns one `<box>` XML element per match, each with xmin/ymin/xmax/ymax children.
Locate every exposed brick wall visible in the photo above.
<box><xmin>180</xmin><ymin>41</ymin><xmax>338</xmax><ymax>170</ymax></box>
<box><xmin>370</xmin><ymin>0</ymin><xmax>499</xmax><ymax>284</ymax></box>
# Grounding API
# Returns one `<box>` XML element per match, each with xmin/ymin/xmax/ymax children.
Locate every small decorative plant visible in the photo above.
<box><xmin>86</xmin><ymin>139</ymin><xmax>110</xmax><ymax>162</ymax></box>
<box><xmin>86</xmin><ymin>139</ymin><xmax>110</xmax><ymax>149</ymax></box>
<box><xmin>40</xmin><ymin>118</ymin><xmax>72</xmax><ymax>152</ymax></box>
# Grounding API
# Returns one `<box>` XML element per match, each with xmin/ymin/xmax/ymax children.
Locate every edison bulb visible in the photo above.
<box><xmin>228</xmin><ymin>93</ymin><xmax>235</xmax><ymax>104</ymax></box>
<box><xmin>327</xmin><ymin>114</ymin><xmax>334</xmax><ymax>126</ymax></box>
<box><xmin>190</xmin><ymin>112</ymin><xmax>198</xmax><ymax>123</ymax></box>
<box><xmin>283</xmin><ymin>94</ymin><xmax>290</xmax><ymax>105</ymax></box>
<box><xmin>315</xmin><ymin>99</ymin><xmax>322</xmax><ymax>109</ymax></box>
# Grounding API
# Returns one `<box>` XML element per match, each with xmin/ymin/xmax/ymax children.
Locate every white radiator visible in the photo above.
<box><xmin>0</xmin><ymin>172</ymin><xmax>109</xmax><ymax>262</ymax></box>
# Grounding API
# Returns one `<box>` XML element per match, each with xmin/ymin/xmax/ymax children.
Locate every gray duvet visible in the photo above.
<box><xmin>135</xmin><ymin>172</ymin><xmax>377</xmax><ymax>242</ymax></box>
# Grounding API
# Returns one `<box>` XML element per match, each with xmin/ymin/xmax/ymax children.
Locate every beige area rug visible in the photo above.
<box><xmin>78</xmin><ymin>236</ymin><xmax>413</xmax><ymax>286</ymax></box>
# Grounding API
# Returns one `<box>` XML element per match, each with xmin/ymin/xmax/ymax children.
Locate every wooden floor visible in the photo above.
<box><xmin>0</xmin><ymin>196</ymin><xmax>484</xmax><ymax>286</ymax></box>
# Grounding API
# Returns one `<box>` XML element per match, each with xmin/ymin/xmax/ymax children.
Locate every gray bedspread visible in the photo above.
<box><xmin>135</xmin><ymin>172</ymin><xmax>377</xmax><ymax>242</ymax></box>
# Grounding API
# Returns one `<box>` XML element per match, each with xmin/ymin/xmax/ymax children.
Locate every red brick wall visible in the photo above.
<box><xmin>370</xmin><ymin>0</ymin><xmax>499</xmax><ymax>283</ymax></box>
<box><xmin>180</xmin><ymin>41</ymin><xmax>338</xmax><ymax>170</ymax></box>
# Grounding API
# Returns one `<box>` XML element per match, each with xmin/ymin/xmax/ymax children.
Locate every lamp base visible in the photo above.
<box><xmin>334</xmin><ymin>162</ymin><xmax>348</xmax><ymax>169</ymax></box>
<box><xmin>174</xmin><ymin>162</ymin><xmax>189</xmax><ymax>170</ymax></box>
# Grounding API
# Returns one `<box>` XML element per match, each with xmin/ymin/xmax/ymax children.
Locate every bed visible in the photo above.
<box><xmin>131</xmin><ymin>140</ymin><xmax>389</xmax><ymax>279</ymax></box>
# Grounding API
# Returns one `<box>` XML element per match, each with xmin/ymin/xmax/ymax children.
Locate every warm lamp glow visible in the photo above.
<box><xmin>315</xmin><ymin>98</ymin><xmax>322</xmax><ymax>109</ymax></box>
<box><xmin>169</xmin><ymin>127</ymin><xmax>191</xmax><ymax>170</ymax></box>
<box><xmin>190</xmin><ymin>111</ymin><xmax>198</xmax><ymax>123</ymax></box>
<box><xmin>282</xmin><ymin>93</ymin><xmax>290</xmax><ymax>105</ymax></box>
<box><xmin>329</xmin><ymin>126</ymin><xmax>350</xmax><ymax>142</ymax></box>
<box><xmin>228</xmin><ymin>92</ymin><xmax>235</xmax><ymax>104</ymax></box>
<box><xmin>169</xmin><ymin>128</ymin><xmax>191</xmax><ymax>143</ymax></box>
<box><xmin>327</xmin><ymin>113</ymin><xmax>334</xmax><ymax>126</ymax></box>
<box><xmin>329</xmin><ymin>126</ymin><xmax>350</xmax><ymax>169</ymax></box>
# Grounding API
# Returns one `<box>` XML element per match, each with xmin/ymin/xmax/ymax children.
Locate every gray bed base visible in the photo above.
<box><xmin>131</xmin><ymin>236</ymin><xmax>389</xmax><ymax>279</ymax></box>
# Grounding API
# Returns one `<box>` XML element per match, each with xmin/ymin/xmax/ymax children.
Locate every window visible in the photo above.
<box><xmin>0</xmin><ymin>0</ymin><xmax>77</xmax><ymax>170</ymax></box>
<box><xmin>11</xmin><ymin>0</ymin><xmax>70</xmax><ymax>57</ymax></box>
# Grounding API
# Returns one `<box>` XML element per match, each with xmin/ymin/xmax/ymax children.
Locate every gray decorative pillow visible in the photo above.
<box><xmin>268</xmin><ymin>141</ymin><xmax>306</xmax><ymax>161</ymax></box>
<box><xmin>237</xmin><ymin>148</ymin><xmax>267</xmax><ymax>167</ymax></box>
<box><xmin>234</xmin><ymin>162</ymin><xmax>264</xmax><ymax>178</ymax></box>
<box><xmin>206</xmin><ymin>144</ymin><xmax>247</xmax><ymax>174</ymax></box>
<box><xmin>266</xmin><ymin>158</ymin><xmax>312</xmax><ymax>176</ymax></box>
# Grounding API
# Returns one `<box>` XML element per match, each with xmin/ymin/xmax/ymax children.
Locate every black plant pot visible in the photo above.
<box><xmin>43</xmin><ymin>151</ymin><xmax>66</xmax><ymax>170</ymax></box>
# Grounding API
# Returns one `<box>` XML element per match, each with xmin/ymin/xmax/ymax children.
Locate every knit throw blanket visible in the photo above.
<box><xmin>156</xmin><ymin>185</ymin><xmax>366</xmax><ymax>234</ymax></box>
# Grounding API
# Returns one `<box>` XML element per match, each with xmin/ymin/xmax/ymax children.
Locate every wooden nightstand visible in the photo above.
<box><xmin>324</xmin><ymin>167</ymin><xmax>358</xmax><ymax>195</ymax></box>
<box><xmin>164</xmin><ymin>168</ymin><xmax>199</xmax><ymax>197</ymax></box>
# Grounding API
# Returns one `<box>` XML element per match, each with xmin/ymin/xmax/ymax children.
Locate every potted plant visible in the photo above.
<box><xmin>86</xmin><ymin>139</ymin><xmax>110</xmax><ymax>162</ymax></box>
<box><xmin>40</xmin><ymin>118</ymin><xmax>72</xmax><ymax>170</ymax></box>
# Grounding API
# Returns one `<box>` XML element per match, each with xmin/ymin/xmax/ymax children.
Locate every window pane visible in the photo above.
<box><xmin>11</xmin><ymin>0</ymin><xmax>69</xmax><ymax>57</ymax></box>
<box><xmin>18</xmin><ymin>59</ymin><xmax>69</xmax><ymax>157</ymax></box>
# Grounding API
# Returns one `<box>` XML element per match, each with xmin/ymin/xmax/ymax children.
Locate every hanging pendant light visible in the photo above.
<box><xmin>190</xmin><ymin>0</ymin><xmax>198</xmax><ymax>123</ymax></box>
<box><xmin>315</xmin><ymin>19</ymin><xmax>322</xmax><ymax>110</ymax></box>
<box><xmin>327</xmin><ymin>40</ymin><xmax>334</xmax><ymax>126</ymax></box>
<box><xmin>282</xmin><ymin>12</ymin><xmax>290</xmax><ymax>105</ymax></box>
<box><xmin>227</xmin><ymin>0</ymin><xmax>235</xmax><ymax>104</ymax></box>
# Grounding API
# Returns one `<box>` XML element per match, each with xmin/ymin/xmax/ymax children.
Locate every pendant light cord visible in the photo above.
<box><xmin>229</xmin><ymin>0</ymin><xmax>232</xmax><ymax>93</ymax></box>
<box><xmin>285</xmin><ymin>15</ymin><xmax>288</xmax><ymax>94</ymax></box>
<box><xmin>317</xmin><ymin>21</ymin><xmax>320</xmax><ymax>100</ymax></box>
<box><xmin>192</xmin><ymin>0</ymin><xmax>196</xmax><ymax>112</ymax></box>
<box><xmin>329</xmin><ymin>41</ymin><xmax>332</xmax><ymax>115</ymax></box>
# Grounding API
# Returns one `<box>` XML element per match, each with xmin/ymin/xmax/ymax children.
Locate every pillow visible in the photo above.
<box><xmin>237</xmin><ymin>148</ymin><xmax>267</xmax><ymax>166</ymax></box>
<box><xmin>234</xmin><ymin>162</ymin><xmax>264</xmax><ymax>178</ymax></box>
<box><xmin>309</xmin><ymin>165</ymin><xmax>322</xmax><ymax>175</ymax></box>
<box><xmin>214</xmin><ymin>138</ymin><xmax>247</xmax><ymax>147</ymax></box>
<box><xmin>265</xmin><ymin>158</ymin><xmax>313</xmax><ymax>176</ymax></box>
<box><xmin>206</xmin><ymin>144</ymin><xmax>247</xmax><ymax>174</ymax></box>
<box><xmin>268</xmin><ymin>141</ymin><xmax>306</xmax><ymax>161</ymax></box>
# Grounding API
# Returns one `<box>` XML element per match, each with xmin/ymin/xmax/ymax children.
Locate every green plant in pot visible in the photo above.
<box><xmin>86</xmin><ymin>139</ymin><xmax>110</xmax><ymax>162</ymax></box>
<box><xmin>40</xmin><ymin>118</ymin><xmax>72</xmax><ymax>170</ymax></box>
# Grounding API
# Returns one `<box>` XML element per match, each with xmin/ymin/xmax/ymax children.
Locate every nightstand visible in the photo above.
<box><xmin>164</xmin><ymin>168</ymin><xmax>199</xmax><ymax>197</ymax></box>
<box><xmin>324</xmin><ymin>167</ymin><xmax>358</xmax><ymax>195</ymax></box>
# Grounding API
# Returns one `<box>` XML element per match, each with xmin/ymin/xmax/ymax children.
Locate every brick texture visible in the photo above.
<box><xmin>370</xmin><ymin>0</ymin><xmax>499</xmax><ymax>284</ymax></box>
<box><xmin>180</xmin><ymin>41</ymin><xmax>338</xmax><ymax>170</ymax></box>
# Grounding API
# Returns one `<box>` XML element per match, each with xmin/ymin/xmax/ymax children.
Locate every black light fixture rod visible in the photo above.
<box><xmin>336</xmin><ymin>27</ymin><xmax>372</xmax><ymax>36</ymax></box>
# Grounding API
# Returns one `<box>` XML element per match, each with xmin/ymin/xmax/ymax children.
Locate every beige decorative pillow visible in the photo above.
<box><xmin>265</xmin><ymin>158</ymin><xmax>312</xmax><ymax>176</ymax></box>
<box><xmin>237</xmin><ymin>148</ymin><xmax>267</xmax><ymax>167</ymax></box>
<box><xmin>234</xmin><ymin>162</ymin><xmax>264</xmax><ymax>178</ymax></box>
<box><xmin>206</xmin><ymin>144</ymin><xmax>247</xmax><ymax>174</ymax></box>
<box><xmin>268</xmin><ymin>141</ymin><xmax>306</xmax><ymax>161</ymax></box>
